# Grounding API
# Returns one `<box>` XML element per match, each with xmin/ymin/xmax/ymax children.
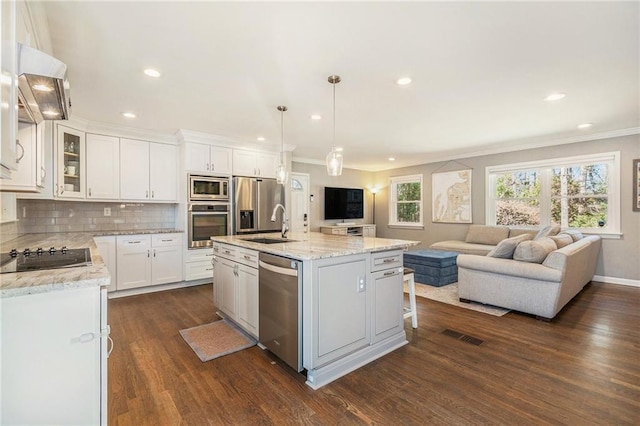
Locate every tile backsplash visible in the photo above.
<box><xmin>16</xmin><ymin>200</ymin><xmax>177</xmax><ymax>234</ymax></box>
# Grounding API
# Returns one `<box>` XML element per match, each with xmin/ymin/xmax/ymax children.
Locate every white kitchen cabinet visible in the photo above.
<box><xmin>0</xmin><ymin>0</ymin><xmax>17</xmax><ymax>179</ymax></box>
<box><xmin>116</xmin><ymin>235</ymin><xmax>152</xmax><ymax>290</ymax></box>
<box><xmin>119</xmin><ymin>138</ymin><xmax>150</xmax><ymax>200</ymax></box>
<box><xmin>86</xmin><ymin>134</ymin><xmax>119</xmax><ymax>200</ymax></box>
<box><xmin>120</xmin><ymin>139</ymin><xmax>177</xmax><ymax>201</ymax></box>
<box><xmin>0</xmin><ymin>122</ymin><xmax>44</xmax><ymax>192</ymax></box>
<box><xmin>311</xmin><ymin>254</ymin><xmax>369</xmax><ymax>366</ymax></box>
<box><xmin>151</xmin><ymin>234</ymin><xmax>182</xmax><ymax>285</ymax></box>
<box><xmin>149</xmin><ymin>143</ymin><xmax>177</xmax><ymax>201</ymax></box>
<box><xmin>232</xmin><ymin>150</ymin><xmax>277</xmax><ymax>178</ymax></box>
<box><xmin>94</xmin><ymin>235</ymin><xmax>117</xmax><ymax>292</ymax></box>
<box><xmin>116</xmin><ymin>233</ymin><xmax>182</xmax><ymax>290</ymax></box>
<box><xmin>371</xmin><ymin>266</ymin><xmax>404</xmax><ymax>344</ymax></box>
<box><xmin>185</xmin><ymin>248</ymin><xmax>215</xmax><ymax>281</ymax></box>
<box><xmin>185</xmin><ymin>142</ymin><xmax>232</xmax><ymax>175</ymax></box>
<box><xmin>55</xmin><ymin>125</ymin><xmax>86</xmax><ymax>199</ymax></box>
<box><xmin>1</xmin><ymin>286</ymin><xmax>108</xmax><ymax>425</ymax></box>
<box><xmin>237</xmin><ymin>262</ymin><xmax>259</xmax><ymax>336</ymax></box>
<box><xmin>212</xmin><ymin>242</ymin><xmax>259</xmax><ymax>337</ymax></box>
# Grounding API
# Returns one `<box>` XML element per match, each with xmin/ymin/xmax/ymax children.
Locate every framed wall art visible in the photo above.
<box><xmin>432</xmin><ymin>169</ymin><xmax>472</xmax><ymax>223</ymax></box>
<box><xmin>634</xmin><ymin>159</ymin><xmax>640</xmax><ymax>212</ymax></box>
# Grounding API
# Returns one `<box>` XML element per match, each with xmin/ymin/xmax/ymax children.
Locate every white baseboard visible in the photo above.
<box><xmin>107</xmin><ymin>279</ymin><xmax>211</xmax><ymax>299</ymax></box>
<box><xmin>592</xmin><ymin>275</ymin><xmax>640</xmax><ymax>288</ymax></box>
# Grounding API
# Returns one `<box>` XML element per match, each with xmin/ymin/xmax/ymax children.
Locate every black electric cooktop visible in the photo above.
<box><xmin>0</xmin><ymin>247</ymin><xmax>92</xmax><ymax>274</ymax></box>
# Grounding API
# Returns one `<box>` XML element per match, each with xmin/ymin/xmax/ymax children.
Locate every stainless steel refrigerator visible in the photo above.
<box><xmin>233</xmin><ymin>177</ymin><xmax>285</xmax><ymax>234</ymax></box>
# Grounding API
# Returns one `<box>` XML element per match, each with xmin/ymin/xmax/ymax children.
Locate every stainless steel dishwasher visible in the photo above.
<box><xmin>258</xmin><ymin>252</ymin><xmax>302</xmax><ymax>372</ymax></box>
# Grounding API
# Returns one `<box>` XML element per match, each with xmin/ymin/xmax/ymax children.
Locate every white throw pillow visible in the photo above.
<box><xmin>550</xmin><ymin>233</ymin><xmax>574</xmax><ymax>248</ymax></box>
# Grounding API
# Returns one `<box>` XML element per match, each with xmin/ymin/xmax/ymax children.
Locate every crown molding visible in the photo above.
<box><xmin>176</xmin><ymin>129</ymin><xmax>295</xmax><ymax>153</ymax></box>
<box><xmin>293</xmin><ymin>127</ymin><xmax>640</xmax><ymax>172</ymax></box>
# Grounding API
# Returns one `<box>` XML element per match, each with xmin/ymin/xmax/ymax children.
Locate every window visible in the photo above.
<box><xmin>486</xmin><ymin>152</ymin><xmax>620</xmax><ymax>235</ymax></box>
<box><xmin>389</xmin><ymin>174</ymin><xmax>423</xmax><ymax>227</ymax></box>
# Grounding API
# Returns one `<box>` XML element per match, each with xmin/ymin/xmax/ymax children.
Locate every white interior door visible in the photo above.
<box><xmin>290</xmin><ymin>172</ymin><xmax>310</xmax><ymax>233</ymax></box>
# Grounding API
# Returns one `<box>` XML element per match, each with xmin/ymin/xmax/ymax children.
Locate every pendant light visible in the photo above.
<box><xmin>326</xmin><ymin>75</ymin><xmax>343</xmax><ymax>176</ymax></box>
<box><xmin>276</xmin><ymin>105</ymin><xmax>288</xmax><ymax>185</ymax></box>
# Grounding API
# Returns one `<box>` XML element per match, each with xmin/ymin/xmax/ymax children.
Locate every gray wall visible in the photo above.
<box><xmin>295</xmin><ymin>134</ymin><xmax>639</xmax><ymax>281</ymax></box>
<box><xmin>292</xmin><ymin>162</ymin><xmax>376</xmax><ymax>231</ymax></box>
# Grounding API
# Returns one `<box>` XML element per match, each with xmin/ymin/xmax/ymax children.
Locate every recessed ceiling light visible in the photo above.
<box><xmin>122</xmin><ymin>112</ymin><xmax>136</xmax><ymax>118</ymax></box>
<box><xmin>256</xmin><ymin>136</ymin><xmax>265</xmax><ymax>141</ymax></box>
<box><xmin>577</xmin><ymin>123</ymin><xmax>593</xmax><ymax>129</ymax></box>
<box><xmin>310</xmin><ymin>114</ymin><xmax>322</xmax><ymax>120</ymax></box>
<box><xmin>143</xmin><ymin>68</ymin><xmax>161</xmax><ymax>78</ymax></box>
<box><xmin>32</xmin><ymin>84</ymin><xmax>53</xmax><ymax>92</ymax></box>
<box><xmin>42</xmin><ymin>110</ymin><xmax>59</xmax><ymax>117</ymax></box>
<box><xmin>388</xmin><ymin>157</ymin><xmax>396</xmax><ymax>161</ymax></box>
<box><xmin>396</xmin><ymin>77</ymin><xmax>412</xmax><ymax>86</ymax></box>
<box><xmin>545</xmin><ymin>93</ymin><xmax>566</xmax><ymax>101</ymax></box>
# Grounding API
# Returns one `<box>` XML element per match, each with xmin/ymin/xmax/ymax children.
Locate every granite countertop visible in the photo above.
<box><xmin>0</xmin><ymin>229</ymin><xmax>183</xmax><ymax>299</ymax></box>
<box><xmin>211</xmin><ymin>232</ymin><xmax>420</xmax><ymax>261</ymax></box>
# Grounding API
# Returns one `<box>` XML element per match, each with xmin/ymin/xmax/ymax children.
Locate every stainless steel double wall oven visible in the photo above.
<box><xmin>188</xmin><ymin>175</ymin><xmax>231</xmax><ymax>248</ymax></box>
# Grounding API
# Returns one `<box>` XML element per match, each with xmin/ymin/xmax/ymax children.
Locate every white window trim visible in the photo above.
<box><xmin>485</xmin><ymin>152</ymin><xmax>621</xmax><ymax>237</ymax></box>
<box><xmin>389</xmin><ymin>174</ymin><xmax>424</xmax><ymax>227</ymax></box>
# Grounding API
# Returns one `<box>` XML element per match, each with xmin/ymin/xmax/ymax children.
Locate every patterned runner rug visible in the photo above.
<box><xmin>405</xmin><ymin>282</ymin><xmax>510</xmax><ymax>317</ymax></box>
<box><xmin>180</xmin><ymin>319</ymin><xmax>257</xmax><ymax>362</ymax></box>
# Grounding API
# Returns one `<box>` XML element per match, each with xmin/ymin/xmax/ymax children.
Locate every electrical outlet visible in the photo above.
<box><xmin>357</xmin><ymin>277</ymin><xmax>366</xmax><ymax>292</ymax></box>
<box><xmin>104</xmin><ymin>207</ymin><xmax>111</xmax><ymax>216</ymax></box>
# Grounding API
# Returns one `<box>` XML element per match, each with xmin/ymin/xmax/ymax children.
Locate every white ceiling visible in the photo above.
<box><xmin>41</xmin><ymin>1</ymin><xmax>639</xmax><ymax>171</ymax></box>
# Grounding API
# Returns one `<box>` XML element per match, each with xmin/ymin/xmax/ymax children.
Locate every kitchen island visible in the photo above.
<box><xmin>211</xmin><ymin>231</ymin><xmax>419</xmax><ymax>389</ymax></box>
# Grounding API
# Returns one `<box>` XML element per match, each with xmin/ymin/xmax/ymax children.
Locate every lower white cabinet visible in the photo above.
<box><xmin>116</xmin><ymin>233</ymin><xmax>182</xmax><ymax>290</ymax></box>
<box><xmin>371</xmin><ymin>266</ymin><xmax>404</xmax><ymax>343</ymax></box>
<box><xmin>185</xmin><ymin>248</ymin><xmax>215</xmax><ymax>281</ymax></box>
<box><xmin>212</xmin><ymin>242</ymin><xmax>259</xmax><ymax>337</ymax></box>
<box><xmin>1</xmin><ymin>286</ymin><xmax>108</xmax><ymax>425</ymax></box>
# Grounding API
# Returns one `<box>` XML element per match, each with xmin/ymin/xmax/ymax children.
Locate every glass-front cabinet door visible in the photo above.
<box><xmin>56</xmin><ymin>125</ymin><xmax>85</xmax><ymax>199</ymax></box>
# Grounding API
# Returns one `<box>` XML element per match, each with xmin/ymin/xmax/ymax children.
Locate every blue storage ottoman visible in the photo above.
<box><xmin>403</xmin><ymin>249</ymin><xmax>458</xmax><ymax>287</ymax></box>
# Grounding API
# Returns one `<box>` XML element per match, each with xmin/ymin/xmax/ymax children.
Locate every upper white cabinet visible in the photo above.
<box><xmin>185</xmin><ymin>142</ymin><xmax>232</xmax><ymax>175</ymax></box>
<box><xmin>233</xmin><ymin>150</ymin><xmax>277</xmax><ymax>178</ymax></box>
<box><xmin>120</xmin><ymin>139</ymin><xmax>150</xmax><ymax>200</ymax></box>
<box><xmin>55</xmin><ymin>125</ymin><xmax>86</xmax><ymax>199</ymax></box>
<box><xmin>149</xmin><ymin>143</ymin><xmax>177</xmax><ymax>201</ymax></box>
<box><xmin>0</xmin><ymin>122</ymin><xmax>45</xmax><ymax>192</ymax></box>
<box><xmin>120</xmin><ymin>139</ymin><xmax>177</xmax><ymax>202</ymax></box>
<box><xmin>0</xmin><ymin>0</ymin><xmax>18</xmax><ymax>179</ymax></box>
<box><xmin>86</xmin><ymin>134</ymin><xmax>119</xmax><ymax>200</ymax></box>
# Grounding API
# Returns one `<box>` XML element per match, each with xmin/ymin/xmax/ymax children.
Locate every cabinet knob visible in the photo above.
<box><xmin>146</xmin><ymin>190</ymin><xmax>149</xmax><ymax>198</ymax></box>
<box><xmin>88</xmin><ymin>188</ymin><xmax>92</xmax><ymax>197</ymax></box>
<box><xmin>151</xmin><ymin>190</ymin><xmax>155</xmax><ymax>198</ymax></box>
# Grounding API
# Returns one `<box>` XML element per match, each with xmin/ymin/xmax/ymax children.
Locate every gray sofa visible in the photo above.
<box><xmin>430</xmin><ymin>225</ymin><xmax>538</xmax><ymax>256</ymax></box>
<box><xmin>456</xmin><ymin>234</ymin><xmax>601</xmax><ymax>320</ymax></box>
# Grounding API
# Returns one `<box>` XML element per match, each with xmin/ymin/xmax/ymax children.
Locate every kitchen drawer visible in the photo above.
<box><xmin>236</xmin><ymin>248</ymin><xmax>258</xmax><ymax>269</ymax></box>
<box><xmin>214</xmin><ymin>243</ymin><xmax>236</xmax><ymax>260</ymax></box>
<box><xmin>185</xmin><ymin>260</ymin><xmax>214</xmax><ymax>281</ymax></box>
<box><xmin>331</xmin><ymin>228</ymin><xmax>348</xmax><ymax>235</ymax></box>
<box><xmin>187</xmin><ymin>247</ymin><xmax>215</xmax><ymax>262</ymax></box>
<box><xmin>152</xmin><ymin>233</ymin><xmax>182</xmax><ymax>247</ymax></box>
<box><xmin>371</xmin><ymin>249</ymin><xmax>403</xmax><ymax>272</ymax></box>
<box><xmin>117</xmin><ymin>235</ymin><xmax>151</xmax><ymax>252</ymax></box>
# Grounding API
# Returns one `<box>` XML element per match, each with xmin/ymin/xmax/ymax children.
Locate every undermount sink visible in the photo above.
<box><xmin>244</xmin><ymin>237</ymin><xmax>298</xmax><ymax>244</ymax></box>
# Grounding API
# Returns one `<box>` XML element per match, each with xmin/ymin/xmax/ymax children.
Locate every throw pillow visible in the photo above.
<box><xmin>559</xmin><ymin>229</ymin><xmax>584</xmax><ymax>242</ymax></box>
<box><xmin>550</xmin><ymin>233</ymin><xmax>574</xmax><ymax>248</ymax></box>
<box><xmin>513</xmin><ymin>237</ymin><xmax>558</xmax><ymax>263</ymax></box>
<box><xmin>465</xmin><ymin>225</ymin><xmax>510</xmax><ymax>245</ymax></box>
<box><xmin>534</xmin><ymin>225</ymin><xmax>561</xmax><ymax>240</ymax></box>
<box><xmin>487</xmin><ymin>234</ymin><xmax>533</xmax><ymax>259</ymax></box>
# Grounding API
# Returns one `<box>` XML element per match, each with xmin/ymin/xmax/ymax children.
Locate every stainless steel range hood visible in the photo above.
<box><xmin>17</xmin><ymin>43</ymin><xmax>71</xmax><ymax>124</ymax></box>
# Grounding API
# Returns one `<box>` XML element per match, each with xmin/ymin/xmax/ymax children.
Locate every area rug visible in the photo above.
<box><xmin>404</xmin><ymin>282</ymin><xmax>510</xmax><ymax>317</ymax></box>
<box><xmin>179</xmin><ymin>319</ymin><xmax>257</xmax><ymax>362</ymax></box>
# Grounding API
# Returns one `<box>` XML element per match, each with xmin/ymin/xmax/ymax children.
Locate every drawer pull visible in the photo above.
<box><xmin>128</xmin><ymin>241</ymin><xmax>141</xmax><ymax>244</ymax></box>
<box><xmin>243</xmin><ymin>255</ymin><xmax>251</xmax><ymax>260</ymax></box>
<box><xmin>382</xmin><ymin>258</ymin><xmax>396</xmax><ymax>263</ymax></box>
<box><xmin>161</xmin><ymin>239</ymin><xmax>172</xmax><ymax>242</ymax></box>
<box><xmin>384</xmin><ymin>271</ymin><xmax>398</xmax><ymax>276</ymax></box>
<box><xmin>224</xmin><ymin>250</ymin><xmax>231</xmax><ymax>254</ymax></box>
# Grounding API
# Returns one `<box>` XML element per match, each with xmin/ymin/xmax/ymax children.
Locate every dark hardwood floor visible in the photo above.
<box><xmin>107</xmin><ymin>282</ymin><xmax>640</xmax><ymax>425</ymax></box>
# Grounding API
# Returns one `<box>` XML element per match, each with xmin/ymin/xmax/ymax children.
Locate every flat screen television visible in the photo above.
<box><xmin>324</xmin><ymin>187</ymin><xmax>364</xmax><ymax>220</ymax></box>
